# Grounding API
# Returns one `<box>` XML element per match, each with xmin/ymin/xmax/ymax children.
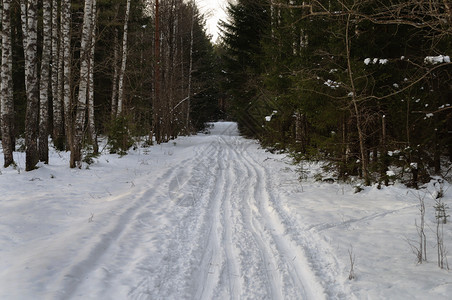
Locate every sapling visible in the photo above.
<box><xmin>409</xmin><ymin>192</ymin><xmax>427</xmax><ymax>263</ymax></box>
<box><xmin>88</xmin><ymin>212</ymin><xmax>94</xmax><ymax>223</ymax></box>
<box><xmin>348</xmin><ymin>247</ymin><xmax>356</xmax><ymax>280</ymax></box>
<box><xmin>434</xmin><ymin>198</ymin><xmax>449</xmax><ymax>269</ymax></box>
<box><xmin>434</xmin><ymin>198</ymin><xmax>449</xmax><ymax>224</ymax></box>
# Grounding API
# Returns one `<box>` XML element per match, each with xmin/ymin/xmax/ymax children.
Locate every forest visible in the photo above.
<box><xmin>0</xmin><ymin>0</ymin><xmax>451</xmax><ymax>187</ymax></box>
<box><xmin>220</xmin><ymin>0</ymin><xmax>451</xmax><ymax>186</ymax></box>
<box><xmin>0</xmin><ymin>0</ymin><xmax>222</xmax><ymax>171</ymax></box>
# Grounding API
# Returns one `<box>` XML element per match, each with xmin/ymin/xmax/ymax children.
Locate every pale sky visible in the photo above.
<box><xmin>196</xmin><ymin>0</ymin><xmax>229</xmax><ymax>42</ymax></box>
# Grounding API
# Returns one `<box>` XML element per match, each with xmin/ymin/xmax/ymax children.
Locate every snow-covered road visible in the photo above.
<box><xmin>2</xmin><ymin>122</ymin><xmax>452</xmax><ymax>299</ymax></box>
<box><xmin>0</xmin><ymin>122</ymin><xmax>328</xmax><ymax>299</ymax></box>
<box><xmin>58</xmin><ymin>122</ymin><xmax>326</xmax><ymax>299</ymax></box>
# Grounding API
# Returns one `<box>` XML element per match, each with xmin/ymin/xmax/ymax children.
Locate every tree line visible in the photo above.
<box><xmin>0</xmin><ymin>0</ymin><xmax>221</xmax><ymax>171</ymax></box>
<box><xmin>220</xmin><ymin>0</ymin><xmax>451</xmax><ymax>186</ymax></box>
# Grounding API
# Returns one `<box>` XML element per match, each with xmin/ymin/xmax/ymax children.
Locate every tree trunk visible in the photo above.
<box><xmin>154</xmin><ymin>0</ymin><xmax>161</xmax><ymax>144</ymax></box>
<box><xmin>381</xmin><ymin>115</ymin><xmax>388</xmax><ymax>185</ymax></box>
<box><xmin>23</xmin><ymin>0</ymin><xmax>40</xmax><ymax>171</ymax></box>
<box><xmin>346</xmin><ymin>13</ymin><xmax>369</xmax><ymax>185</ymax></box>
<box><xmin>111</xmin><ymin>28</ymin><xmax>119</xmax><ymax>118</ymax></box>
<box><xmin>0</xmin><ymin>4</ymin><xmax>2</xmax><ymax>132</ymax></box>
<box><xmin>186</xmin><ymin>4</ymin><xmax>194</xmax><ymax>133</ymax></box>
<box><xmin>340</xmin><ymin>115</ymin><xmax>348</xmax><ymax>180</ymax></box>
<box><xmin>39</xmin><ymin>0</ymin><xmax>52</xmax><ymax>164</ymax></box>
<box><xmin>1</xmin><ymin>0</ymin><xmax>15</xmax><ymax>167</ymax></box>
<box><xmin>88</xmin><ymin>0</ymin><xmax>98</xmax><ymax>154</ymax></box>
<box><xmin>19</xmin><ymin>0</ymin><xmax>29</xmax><ymax>93</ymax></box>
<box><xmin>61</xmin><ymin>0</ymin><xmax>73</xmax><ymax>167</ymax></box>
<box><xmin>116</xmin><ymin>0</ymin><xmax>131</xmax><ymax>117</ymax></box>
<box><xmin>72</xmin><ymin>0</ymin><xmax>94</xmax><ymax>168</ymax></box>
<box><xmin>51</xmin><ymin>0</ymin><xmax>64</xmax><ymax>150</ymax></box>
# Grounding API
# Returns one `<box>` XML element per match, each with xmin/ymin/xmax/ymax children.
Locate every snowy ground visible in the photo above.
<box><xmin>1</xmin><ymin>122</ymin><xmax>451</xmax><ymax>299</ymax></box>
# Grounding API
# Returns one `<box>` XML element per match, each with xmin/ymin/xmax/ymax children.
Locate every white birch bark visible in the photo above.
<box><xmin>116</xmin><ymin>0</ymin><xmax>131</xmax><ymax>116</ymax></box>
<box><xmin>1</xmin><ymin>0</ymin><xmax>15</xmax><ymax>167</ymax></box>
<box><xmin>39</xmin><ymin>0</ymin><xmax>51</xmax><ymax>163</ymax></box>
<box><xmin>61</xmin><ymin>0</ymin><xmax>73</xmax><ymax>167</ymax></box>
<box><xmin>23</xmin><ymin>0</ymin><xmax>40</xmax><ymax>171</ymax></box>
<box><xmin>88</xmin><ymin>0</ymin><xmax>98</xmax><ymax>153</ymax></box>
<box><xmin>19</xmin><ymin>0</ymin><xmax>29</xmax><ymax>94</ymax></box>
<box><xmin>72</xmin><ymin>0</ymin><xmax>94</xmax><ymax>168</ymax></box>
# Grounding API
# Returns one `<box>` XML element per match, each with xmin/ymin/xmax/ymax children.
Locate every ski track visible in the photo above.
<box><xmin>59</xmin><ymin>123</ymin><xmax>331</xmax><ymax>299</ymax></box>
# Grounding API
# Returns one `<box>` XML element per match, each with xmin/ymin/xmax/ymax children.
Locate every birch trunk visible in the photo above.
<box><xmin>19</xmin><ymin>0</ymin><xmax>29</xmax><ymax>93</ymax></box>
<box><xmin>51</xmin><ymin>0</ymin><xmax>64</xmax><ymax>150</ymax></box>
<box><xmin>1</xmin><ymin>0</ymin><xmax>15</xmax><ymax>167</ymax></box>
<box><xmin>116</xmin><ymin>0</ymin><xmax>131</xmax><ymax>116</ymax></box>
<box><xmin>88</xmin><ymin>0</ymin><xmax>98</xmax><ymax>154</ymax></box>
<box><xmin>61</xmin><ymin>0</ymin><xmax>73</xmax><ymax>166</ymax></box>
<box><xmin>39</xmin><ymin>0</ymin><xmax>52</xmax><ymax>164</ymax></box>
<box><xmin>72</xmin><ymin>0</ymin><xmax>94</xmax><ymax>168</ymax></box>
<box><xmin>23</xmin><ymin>0</ymin><xmax>40</xmax><ymax>171</ymax></box>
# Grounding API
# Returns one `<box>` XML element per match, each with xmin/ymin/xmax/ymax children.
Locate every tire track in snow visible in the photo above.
<box><xmin>128</xmin><ymin>143</ymin><xmax>221</xmax><ymax>299</ymax></box>
<box><xmin>130</xmin><ymin>136</ymin><xmax>240</xmax><ymax>299</ymax></box>
<box><xmin>225</xmin><ymin>139</ymin><xmax>284</xmax><ymax>299</ymax></box>
<box><xmin>194</xmin><ymin>139</ymin><xmax>242</xmax><ymax>300</ymax></box>
<box><xmin>57</xmin><ymin>123</ymin><xmax>331</xmax><ymax>299</ymax></box>
<box><xmin>56</xmin><ymin>142</ymin><xmax>216</xmax><ymax>299</ymax></box>
<box><xmin>241</xmin><ymin>142</ymin><xmax>349</xmax><ymax>299</ymax></box>
<box><xmin>234</xmin><ymin>138</ymin><xmax>327</xmax><ymax>299</ymax></box>
<box><xmin>193</xmin><ymin>143</ymin><xmax>227</xmax><ymax>299</ymax></box>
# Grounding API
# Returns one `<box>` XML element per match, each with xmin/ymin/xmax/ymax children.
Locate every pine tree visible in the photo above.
<box><xmin>219</xmin><ymin>0</ymin><xmax>270</xmax><ymax>137</ymax></box>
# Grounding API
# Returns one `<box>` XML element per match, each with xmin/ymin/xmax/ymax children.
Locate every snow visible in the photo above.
<box><xmin>324</xmin><ymin>79</ymin><xmax>340</xmax><ymax>89</ymax></box>
<box><xmin>424</xmin><ymin>55</ymin><xmax>451</xmax><ymax>64</ymax></box>
<box><xmin>1</xmin><ymin>122</ymin><xmax>452</xmax><ymax>299</ymax></box>
<box><xmin>364</xmin><ymin>58</ymin><xmax>389</xmax><ymax>65</ymax></box>
<box><xmin>265</xmin><ymin>111</ymin><xmax>278</xmax><ymax>122</ymax></box>
<box><xmin>386</xmin><ymin>170</ymin><xmax>395</xmax><ymax>177</ymax></box>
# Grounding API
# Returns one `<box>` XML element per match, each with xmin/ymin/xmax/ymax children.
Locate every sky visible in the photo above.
<box><xmin>196</xmin><ymin>0</ymin><xmax>229</xmax><ymax>42</ymax></box>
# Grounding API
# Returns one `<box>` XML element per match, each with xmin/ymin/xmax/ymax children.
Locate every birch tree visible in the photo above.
<box><xmin>116</xmin><ymin>0</ymin><xmax>131</xmax><ymax>116</ymax></box>
<box><xmin>22</xmin><ymin>0</ymin><xmax>40</xmax><ymax>171</ymax></box>
<box><xmin>1</xmin><ymin>0</ymin><xmax>15</xmax><ymax>167</ymax></box>
<box><xmin>39</xmin><ymin>0</ymin><xmax>52</xmax><ymax>164</ymax></box>
<box><xmin>87</xmin><ymin>0</ymin><xmax>98</xmax><ymax>154</ymax></box>
<box><xmin>72</xmin><ymin>0</ymin><xmax>94</xmax><ymax>168</ymax></box>
<box><xmin>61</xmin><ymin>0</ymin><xmax>72</xmax><ymax>166</ymax></box>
